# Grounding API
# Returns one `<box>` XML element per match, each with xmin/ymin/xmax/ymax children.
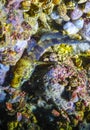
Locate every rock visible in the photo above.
<box><xmin>73</xmin><ymin>18</ymin><xmax>84</xmax><ymax>30</ymax></box>
<box><xmin>0</xmin><ymin>63</ymin><xmax>9</xmax><ymax>85</ymax></box>
<box><xmin>63</xmin><ymin>21</ymin><xmax>79</xmax><ymax>35</ymax></box>
<box><xmin>84</xmin><ymin>1</ymin><xmax>90</xmax><ymax>13</ymax></box>
<box><xmin>71</xmin><ymin>6</ymin><xmax>83</xmax><ymax>20</ymax></box>
<box><xmin>80</xmin><ymin>22</ymin><xmax>90</xmax><ymax>41</ymax></box>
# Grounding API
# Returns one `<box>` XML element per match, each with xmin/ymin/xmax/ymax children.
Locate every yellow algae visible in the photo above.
<box><xmin>53</xmin><ymin>44</ymin><xmax>73</xmax><ymax>59</ymax></box>
<box><xmin>52</xmin><ymin>0</ymin><xmax>62</xmax><ymax>5</ymax></box>
<box><xmin>11</xmin><ymin>57</ymin><xmax>34</xmax><ymax>88</ymax></box>
<box><xmin>57</xmin><ymin>3</ymin><xmax>67</xmax><ymax>17</ymax></box>
<box><xmin>8</xmin><ymin>121</ymin><xmax>19</xmax><ymax>130</ymax></box>
<box><xmin>21</xmin><ymin>0</ymin><xmax>31</xmax><ymax>11</ymax></box>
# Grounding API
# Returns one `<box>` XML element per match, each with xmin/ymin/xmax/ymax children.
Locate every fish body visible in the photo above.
<box><xmin>11</xmin><ymin>32</ymin><xmax>90</xmax><ymax>88</ymax></box>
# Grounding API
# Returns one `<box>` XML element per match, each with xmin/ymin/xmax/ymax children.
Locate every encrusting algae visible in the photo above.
<box><xmin>0</xmin><ymin>0</ymin><xmax>90</xmax><ymax>130</ymax></box>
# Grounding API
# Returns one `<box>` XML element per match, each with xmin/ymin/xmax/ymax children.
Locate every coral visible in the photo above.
<box><xmin>0</xmin><ymin>0</ymin><xmax>89</xmax><ymax>130</ymax></box>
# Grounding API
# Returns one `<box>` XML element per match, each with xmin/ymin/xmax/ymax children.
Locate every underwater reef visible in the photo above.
<box><xmin>0</xmin><ymin>0</ymin><xmax>90</xmax><ymax>130</ymax></box>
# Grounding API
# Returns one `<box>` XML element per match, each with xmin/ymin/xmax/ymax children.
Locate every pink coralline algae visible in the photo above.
<box><xmin>43</xmin><ymin>61</ymin><xmax>88</xmax><ymax>111</ymax></box>
<box><xmin>0</xmin><ymin>0</ymin><xmax>90</xmax><ymax>130</ymax></box>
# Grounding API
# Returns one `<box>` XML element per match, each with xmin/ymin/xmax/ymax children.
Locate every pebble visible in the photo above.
<box><xmin>80</xmin><ymin>22</ymin><xmax>90</xmax><ymax>41</ymax></box>
<box><xmin>71</xmin><ymin>6</ymin><xmax>83</xmax><ymax>20</ymax></box>
<box><xmin>84</xmin><ymin>1</ymin><xmax>90</xmax><ymax>13</ymax></box>
<box><xmin>73</xmin><ymin>18</ymin><xmax>84</xmax><ymax>30</ymax></box>
<box><xmin>63</xmin><ymin>21</ymin><xmax>79</xmax><ymax>35</ymax></box>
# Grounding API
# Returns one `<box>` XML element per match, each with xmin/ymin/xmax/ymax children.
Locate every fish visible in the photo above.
<box><xmin>11</xmin><ymin>32</ymin><xmax>90</xmax><ymax>88</ymax></box>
